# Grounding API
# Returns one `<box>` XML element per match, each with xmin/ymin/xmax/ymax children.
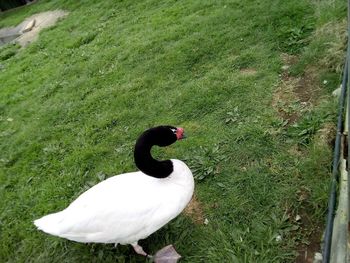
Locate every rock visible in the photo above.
<box><xmin>313</xmin><ymin>252</ymin><xmax>322</xmax><ymax>263</ymax></box>
<box><xmin>332</xmin><ymin>85</ymin><xmax>342</xmax><ymax>97</ymax></box>
<box><xmin>21</xmin><ymin>19</ymin><xmax>36</xmax><ymax>33</ymax></box>
<box><xmin>275</xmin><ymin>235</ymin><xmax>282</xmax><ymax>242</ymax></box>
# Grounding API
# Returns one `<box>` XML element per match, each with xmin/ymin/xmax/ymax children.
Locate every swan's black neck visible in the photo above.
<box><xmin>134</xmin><ymin>126</ymin><xmax>177</xmax><ymax>178</ymax></box>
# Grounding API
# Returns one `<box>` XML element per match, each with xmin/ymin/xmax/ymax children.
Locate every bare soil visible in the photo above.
<box><xmin>0</xmin><ymin>10</ymin><xmax>68</xmax><ymax>47</ymax></box>
<box><xmin>183</xmin><ymin>195</ymin><xmax>205</xmax><ymax>225</ymax></box>
<box><xmin>239</xmin><ymin>68</ymin><xmax>257</xmax><ymax>76</ymax></box>
<box><xmin>272</xmin><ymin>54</ymin><xmax>321</xmax><ymax>125</ymax></box>
<box><xmin>295</xmin><ymin>207</ymin><xmax>323</xmax><ymax>263</ymax></box>
<box><xmin>274</xmin><ymin>54</ymin><xmax>330</xmax><ymax>262</ymax></box>
<box><xmin>17</xmin><ymin>10</ymin><xmax>68</xmax><ymax>47</ymax></box>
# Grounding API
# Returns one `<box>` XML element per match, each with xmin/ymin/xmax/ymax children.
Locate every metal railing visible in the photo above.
<box><xmin>322</xmin><ymin>2</ymin><xmax>350</xmax><ymax>260</ymax></box>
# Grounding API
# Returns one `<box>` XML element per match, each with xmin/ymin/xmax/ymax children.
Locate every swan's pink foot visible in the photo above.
<box><xmin>131</xmin><ymin>242</ymin><xmax>149</xmax><ymax>257</ymax></box>
<box><xmin>154</xmin><ymin>245</ymin><xmax>181</xmax><ymax>263</ymax></box>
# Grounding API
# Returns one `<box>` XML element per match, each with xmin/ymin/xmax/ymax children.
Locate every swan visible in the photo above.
<box><xmin>34</xmin><ymin>125</ymin><xmax>194</xmax><ymax>262</ymax></box>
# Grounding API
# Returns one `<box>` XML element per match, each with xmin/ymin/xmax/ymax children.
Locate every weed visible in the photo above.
<box><xmin>186</xmin><ymin>144</ymin><xmax>227</xmax><ymax>181</ymax></box>
<box><xmin>289</xmin><ymin>109</ymin><xmax>334</xmax><ymax>146</ymax></box>
<box><xmin>225</xmin><ymin>107</ymin><xmax>240</xmax><ymax>124</ymax></box>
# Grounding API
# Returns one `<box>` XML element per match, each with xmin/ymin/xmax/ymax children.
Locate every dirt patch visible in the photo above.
<box><xmin>17</xmin><ymin>10</ymin><xmax>68</xmax><ymax>47</ymax></box>
<box><xmin>183</xmin><ymin>195</ymin><xmax>205</xmax><ymax>225</ymax></box>
<box><xmin>283</xmin><ymin>188</ymin><xmax>324</xmax><ymax>263</ymax></box>
<box><xmin>295</xmin><ymin>208</ymin><xmax>323</xmax><ymax>263</ymax></box>
<box><xmin>296</xmin><ymin>229</ymin><xmax>323</xmax><ymax>263</ymax></box>
<box><xmin>281</xmin><ymin>53</ymin><xmax>299</xmax><ymax>69</ymax></box>
<box><xmin>240</xmin><ymin>68</ymin><xmax>257</xmax><ymax>76</ymax></box>
<box><xmin>0</xmin><ymin>10</ymin><xmax>68</xmax><ymax>47</ymax></box>
<box><xmin>314</xmin><ymin>122</ymin><xmax>336</xmax><ymax>148</ymax></box>
<box><xmin>288</xmin><ymin>144</ymin><xmax>305</xmax><ymax>157</ymax></box>
<box><xmin>272</xmin><ymin>54</ymin><xmax>321</xmax><ymax>125</ymax></box>
<box><xmin>272</xmin><ymin>77</ymin><xmax>302</xmax><ymax>124</ymax></box>
<box><xmin>294</xmin><ymin>67</ymin><xmax>321</xmax><ymax>104</ymax></box>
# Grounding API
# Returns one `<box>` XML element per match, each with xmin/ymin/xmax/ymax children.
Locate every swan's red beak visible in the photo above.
<box><xmin>176</xmin><ymin>127</ymin><xmax>186</xmax><ymax>140</ymax></box>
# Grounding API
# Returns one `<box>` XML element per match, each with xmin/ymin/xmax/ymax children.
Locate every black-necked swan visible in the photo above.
<box><xmin>34</xmin><ymin>125</ymin><xmax>194</xmax><ymax>262</ymax></box>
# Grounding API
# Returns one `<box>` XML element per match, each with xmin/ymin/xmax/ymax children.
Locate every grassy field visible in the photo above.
<box><xmin>0</xmin><ymin>0</ymin><xmax>347</xmax><ymax>262</ymax></box>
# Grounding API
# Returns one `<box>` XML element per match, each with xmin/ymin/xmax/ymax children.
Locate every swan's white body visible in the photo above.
<box><xmin>34</xmin><ymin>159</ymin><xmax>194</xmax><ymax>245</ymax></box>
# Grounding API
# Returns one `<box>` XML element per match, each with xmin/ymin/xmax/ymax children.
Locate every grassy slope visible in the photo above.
<box><xmin>0</xmin><ymin>0</ymin><xmax>346</xmax><ymax>262</ymax></box>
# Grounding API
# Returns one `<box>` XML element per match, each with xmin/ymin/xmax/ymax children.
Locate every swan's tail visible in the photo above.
<box><xmin>34</xmin><ymin>211</ymin><xmax>66</xmax><ymax>236</ymax></box>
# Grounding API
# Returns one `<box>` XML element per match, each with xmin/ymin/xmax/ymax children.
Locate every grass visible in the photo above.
<box><xmin>0</xmin><ymin>0</ymin><xmax>346</xmax><ymax>262</ymax></box>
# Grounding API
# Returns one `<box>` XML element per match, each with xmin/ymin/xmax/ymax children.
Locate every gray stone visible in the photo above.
<box><xmin>21</xmin><ymin>19</ymin><xmax>36</xmax><ymax>33</ymax></box>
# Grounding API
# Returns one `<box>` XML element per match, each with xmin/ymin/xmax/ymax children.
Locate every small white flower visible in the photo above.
<box><xmin>323</xmin><ymin>80</ymin><xmax>328</xmax><ymax>85</ymax></box>
<box><xmin>204</xmin><ymin>218</ymin><xmax>209</xmax><ymax>225</ymax></box>
<box><xmin>275</xmin><ymin>235</ymin><xmax>282</xmax><ymax>242</ymax></box>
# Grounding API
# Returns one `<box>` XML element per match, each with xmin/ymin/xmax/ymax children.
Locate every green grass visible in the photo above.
<box><xmin>0</xmin><ymin>0</ymin><xmax>346</xmax><ymax>262</ymax></box>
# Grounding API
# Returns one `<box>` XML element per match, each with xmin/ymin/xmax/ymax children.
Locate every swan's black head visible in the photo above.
<box><xmin>134</xmin><ymin>125</ymin><xmax>186</xmax><ymax>178</ymax></box>
<box><xmin>139</xmin><ymin>125</ymin><xmax>185</xmax><ymax>147</ymax></box>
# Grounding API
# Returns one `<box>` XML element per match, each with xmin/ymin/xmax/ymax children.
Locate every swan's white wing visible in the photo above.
<box><xmin>36</xmin><ymin>172</ymin><xmax>174</xmax><ymax>244</ymax></box>
<box><xmin>34</xmin><ymin>160</ymin><xmax>194</xmax><ymax>245</ymax></box>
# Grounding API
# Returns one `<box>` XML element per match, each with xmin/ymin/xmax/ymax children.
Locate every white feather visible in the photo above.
<box><xmin>34</xmin><ymin>159</ymin><xmax>194</xmax><ymax>245</ymax></box>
